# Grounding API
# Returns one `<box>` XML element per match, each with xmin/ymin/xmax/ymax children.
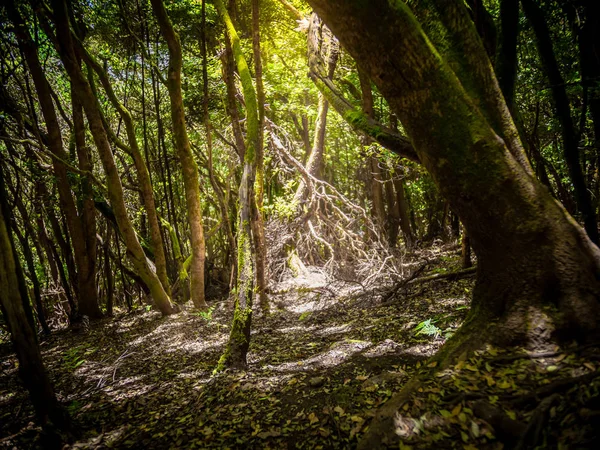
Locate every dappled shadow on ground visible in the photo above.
<box><xmin>0</xmin><ymin>255</ymin><xmax>473</xmax><ymax>449</ymax></box>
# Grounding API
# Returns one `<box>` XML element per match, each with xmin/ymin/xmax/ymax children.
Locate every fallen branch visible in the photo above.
<box><xmin>406</xmin><ymin>266</ymin><xmax>477</xmax><ymax>285</ymax></box>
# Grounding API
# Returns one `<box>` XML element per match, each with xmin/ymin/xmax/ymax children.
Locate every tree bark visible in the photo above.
<box><xmin>150</xmin><ymin>0</ymin><xmax>207</xmax><ymax>309</ymax></box>
<box><xmin>251</xmin><ymin>0</ymin><xmax>269</xmax><ymax>312</ymax></box>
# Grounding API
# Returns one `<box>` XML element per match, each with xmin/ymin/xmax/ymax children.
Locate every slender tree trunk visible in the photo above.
<box><xmin>81</xmin><ymin>45</ymin><xmax>171</xmax><ymax>296</ymax></box>
<box><xmin>358</xmin><ymin>69</ymin><xmax>387</xmax><ymax>236</ymax></box>
<box><xmin>221</xmin><ymin>39</ymin><xmax>245</xmax><ymax>160</ymax></box>
<box><xmin>202</xmin><ymin>0</ymin><xmax>237</xmax><ymax>289</ymax></box>
<box><xmin>71</xmin><ymin>87</ymin><xmax>101</xmax><ymax>318</ymax></box>
<box><xmin>8</xmin><ymin>3</ymin><xmax>102</xmax><ymax>318</ymax></box>
<box><xmin>461</xmin><ymin>226</ymin><xmax>472</xmax><ymax>269</ymax></box>
<box><xmin>522</xmin><ymin>0</ymin><xmax>599</xmax><ymax>245</ymax></box>
<box><xmin>251</xmin><ymin>0</ymin><xmax>269</xmax><ymax>312</ymax></box>
<box><xmin>150</xmin><ymin>0</ymin><xmax>207</xmax><ymax>309</ymax></box>
<box><xmin>50</xmin><ymin>0</ymin><xmax>177</xmax><ymax>315</ymax></box>
<box><xmin>215</xmin><ymin>0</ymin><xmax>260</xmax><ymax>370</ymax></box>
<box><xmin>384</xmin><ymin>168</ymin><xmax>401</xmax><ymax>247</ymax></box>
<box><xmin>104</xmin><ymin>227</ymin><xmax>114</xmax><ymax>316</ymax></box>
<box><xmin>495</xmin><ymin>0</ymin><xmax>519</xmax><ymax>110</ymax></box>
<box><xmin>0</xmin><ymin>163</ymin><xmax>70</xmax><ymax>436</ymax></box>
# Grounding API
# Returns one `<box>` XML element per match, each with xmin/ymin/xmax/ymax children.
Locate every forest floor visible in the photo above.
<box><xmin>1</xmin><ymin>246</ymin><xmax>599</xmax><ymax>449</ymax></box>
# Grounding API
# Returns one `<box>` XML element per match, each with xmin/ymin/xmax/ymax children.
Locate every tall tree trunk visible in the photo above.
<box><xmin>49</xmin><ymin>0</ymin><xmax>177</xmax><ymax>315</ymax></box>
<box><xmin>150</xmin><ymin>0</ymin><xmax>207</xmax><ymax>309</ymax></box>
<box><xmin>0</xmin><ymin>163</ymin><xmax>70</xmax><ymax>436</ymax></box>
<box><xmin>202</xmin><ymin>0</ymin><xmax>237</xmax><ymax>289</ymax></box>
<box><xmin>358</xmin><ymin>69</ymin><xmax>386</xmax><ymax>236</ymax></box>
<box><xmin>522</xmin><ymin>0</ymin><xmax>599</xmax><ymax>245</ymax></box>
<box><xmin>215</xmin><ymin>0</ymin><xmax>260</xmax><ymax>370</ymax></box>
<box><xmin>81</xmin><ymin>45</ymin><xmax>171</xmax><ymax>296</ymax></box>
<box><xmin>8</xmin><ymin>3</ymin><xmax>102</xmax><ymax>318</ymax></box>
<box><xmin>71</xmin><ymin>87</ymin><xmax>100</xmax><ymax>318</ymax></box>
<box><xmin>495</xmin><ymin>0</ymin><xmax>519</xmax><ymax>110</ymax></box>
<box><xmin>251</xmin><ymin>0</ymin><xmax>269</xmax><ymax>312</ymax></box>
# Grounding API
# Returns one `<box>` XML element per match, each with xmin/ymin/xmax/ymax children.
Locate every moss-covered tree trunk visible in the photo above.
<box><xmin>50</xmin><ymin>0</ymin><xmax>177</xmax><ymax>316</ymax></box>
<box><xmin>251</xmin><ymin>0</ymin><xmax>269</xmax><ymax>312</ymax></box>
<box><xmin>306</xmin><ymin>0</ymin><xmax>600</xmax><ymax>349</ymax></box>
<box><xmin>81</xmin><ymin>46</ymin><xmax>171</xmax><ymax>297</ymax></box>
<box><xmin>215</xmin><ymin>0</ymin><xmax>260</xmax><ymax>370</ymax></box>
<box><xmin>150</xmin><ymin>0</ymin><xmax>207</xmax><ymax>309</ymax></box>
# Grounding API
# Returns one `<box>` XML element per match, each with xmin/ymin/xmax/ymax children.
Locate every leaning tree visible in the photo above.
<box><xmin>304</xmin><ymin>0</ymin><xmax>600</xmax><ymax>445</ymax></box>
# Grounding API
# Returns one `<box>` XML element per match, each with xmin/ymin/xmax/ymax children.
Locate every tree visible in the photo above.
<box><xmin>0</xmin><ymin>162</ymin><xmax>70</xmax><ymax>440</ymax></box>
<box><xmin>150</xmin><ymin>0</ymin><xmax>208</xmax><ymax>310</ymax></box>
<box><xmin>214</xmin><ymin>0</ymin><xmax>260</xmax><ymax>370</ymax></box>
<box><xmin>306</xmin><ymin>0</ymin><xmax>600</xmax><ymax>393</ymax></box>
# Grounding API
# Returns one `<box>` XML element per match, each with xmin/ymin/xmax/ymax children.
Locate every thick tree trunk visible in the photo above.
<box><xmin>50</xmin><ymin>0</ymin><xmax>177</xmax><ymax>315</ymax></box>
<box><xmin>522</xmin><ymin>0</ymin><xmax>599</xmax><ymax>245</ymax></box>
<box><xmin>150</xmin><ymin>0</ymin><xmax>207</xmax><ymax>309</ymax></box>
<box><xmin>306</xmin><ymin>0</ymin><xmax>600</xmax><ymax>349</ymax></box>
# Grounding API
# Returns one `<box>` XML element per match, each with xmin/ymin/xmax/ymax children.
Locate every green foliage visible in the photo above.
<box><xmin>414</xmin><ymin>319</ymin><xmax>442</xmax><ymax>338</ymax></box>
<box><xmin>63</xmin><ymin>346</ymin><xmax>87</xmax><ymax>371</ymax></box>
<box><xmin>192</xmin><ymin>305</ymin><xmax>216</xmax><ymax>322</ymax></box>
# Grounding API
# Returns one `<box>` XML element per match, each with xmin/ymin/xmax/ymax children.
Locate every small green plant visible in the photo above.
<box><xmin>63</xmin><ymin>347</ymin><xmax>86</xmax><ymax>371</ymax></box>
<box><xmin>145</xmin><ymin>305</ymin><xmax>152</xmax><ymax>312</ymax></box>
<box><xmin>192</xmin><ymin>306</ymin><xmax>215</xmax><ymax>322</ymax></box>
<box><xmin>414</xmin><ymin>319</ymin><xmax>442</xmax><ymax>338</ymax></box>
<box><xmin>298</xmin><ymin>311</ymin><xmax>311</xmax><ymax>321</ymax></box>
